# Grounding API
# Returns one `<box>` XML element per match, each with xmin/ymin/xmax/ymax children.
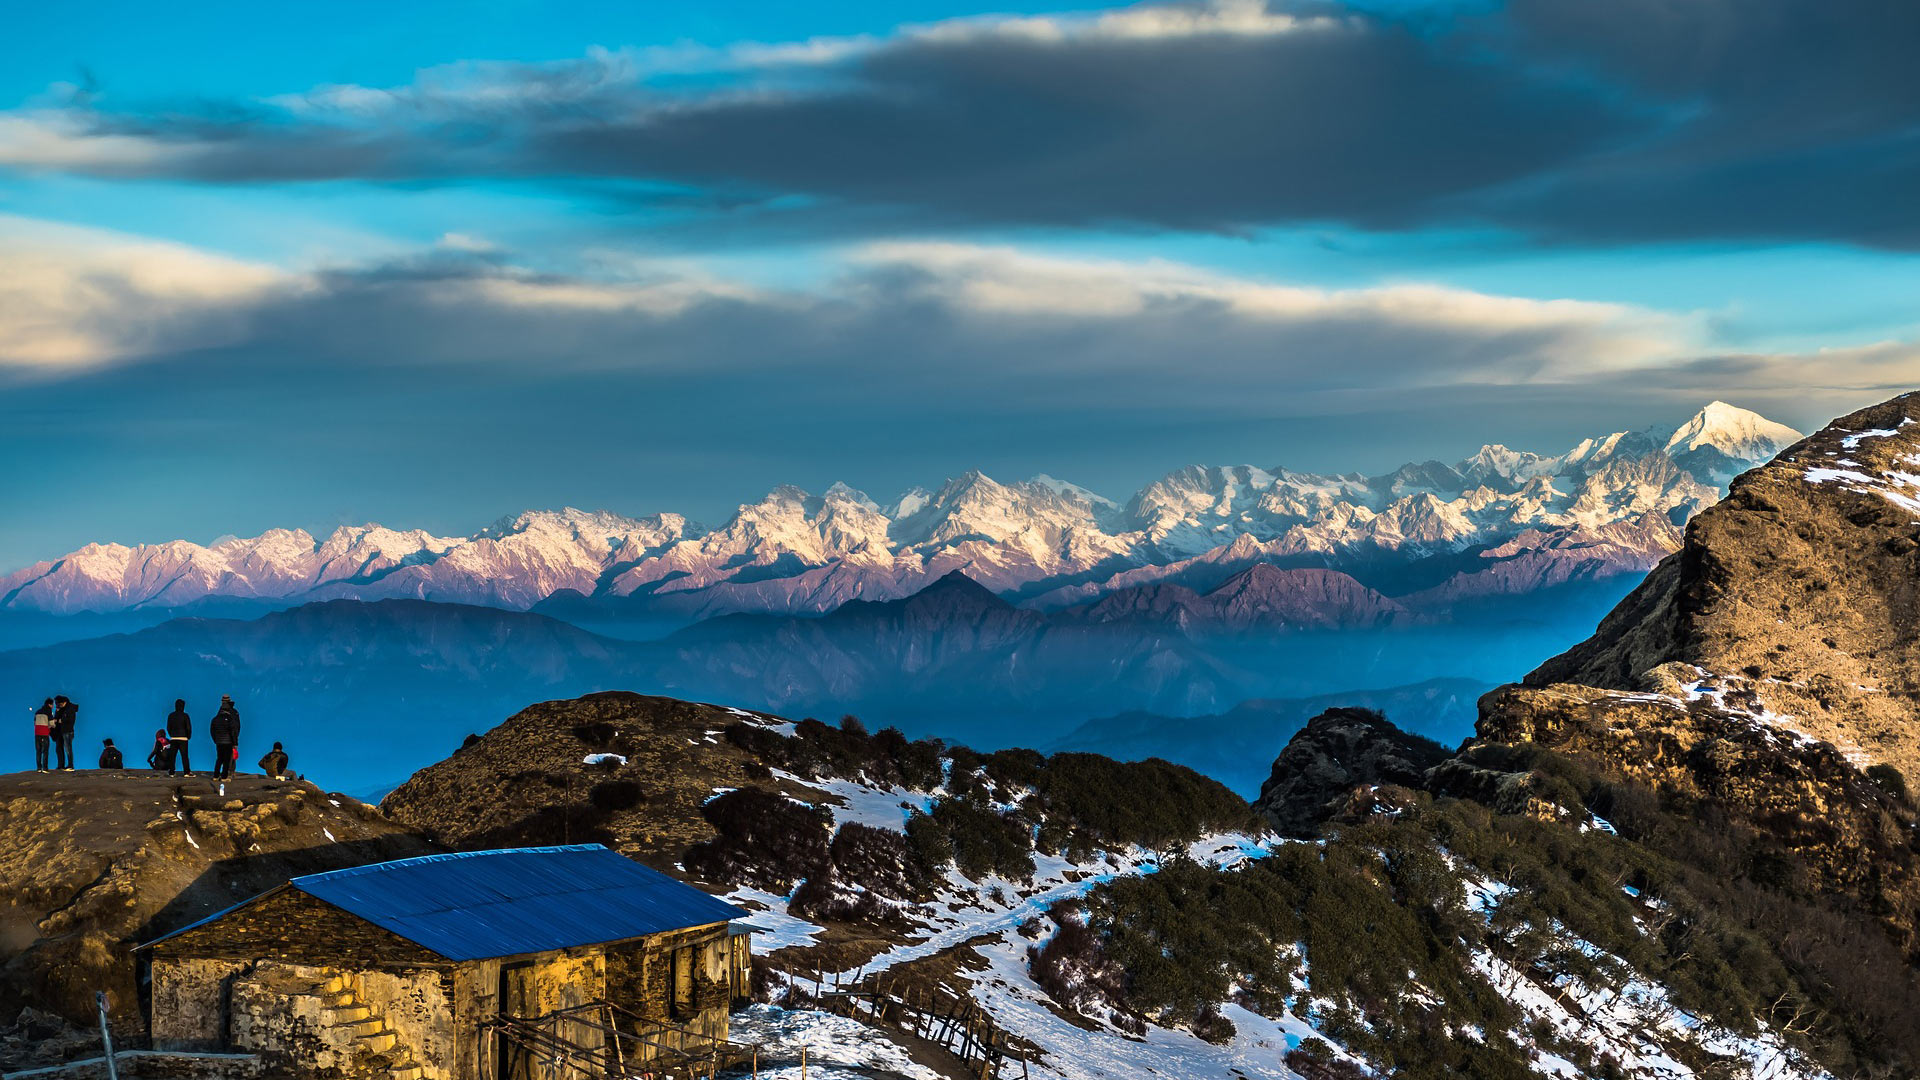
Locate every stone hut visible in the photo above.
<box><xmin>136</xmin><ymin>845</ymin><xmax>750</xmax><ymax>1080</ymax></box>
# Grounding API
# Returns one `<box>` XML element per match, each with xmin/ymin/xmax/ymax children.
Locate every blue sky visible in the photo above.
<box><xmin>3</xmin><ymin>0</ymin><xmax>1919</xmax><ymax>568</ymax></box>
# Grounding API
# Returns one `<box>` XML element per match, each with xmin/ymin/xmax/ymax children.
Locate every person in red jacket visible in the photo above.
<box><xmin>32</xmin><ymin>699</ymin><xmax>52</xmax><ymax>773</ymax></box>
<box><xmin>146</xmin><ymin>729</ymin><xmax>170</xmax><ymax>770</ymax></box>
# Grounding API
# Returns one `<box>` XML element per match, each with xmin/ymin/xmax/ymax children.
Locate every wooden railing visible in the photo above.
<box><xmin>484</xmin><ymin>1001</ymin><xmax>765</xmax><ymax>1080</ymax></box>
<box><xmin>805</xmin><ymin>972</ymin><xmax>1034</xmax><ymax>1080</ymax></box>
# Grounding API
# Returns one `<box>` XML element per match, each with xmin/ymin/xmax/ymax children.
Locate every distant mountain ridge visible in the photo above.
<box><xmin>0</xmin><ymin>403</ymin><xmax>1798</xmax><ymax>627</ymax></box>
<box><xmin>0</xmin><ymin>564</ymin><xmax>1623</xmax><ymax>791</ymax></box>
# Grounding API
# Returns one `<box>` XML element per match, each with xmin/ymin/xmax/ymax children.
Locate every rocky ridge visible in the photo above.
<box><xmin>0</xmin><ymin>771</ymin><xmax>434</xmax><ymax>1044</ymax></box>
<box><xmin>1529</xmin><ymin>391</ymin><xmax>1920</xmax><ymax>780</ymax></box>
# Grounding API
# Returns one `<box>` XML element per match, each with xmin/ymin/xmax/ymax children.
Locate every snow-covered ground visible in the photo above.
<box><xmin>821</xmin><ymin>835</ymin><xmax>1273</xmax><ymax>980</ymax></box>
<box><xmin>730</xmin><ymin>823</ymin><xmax>1281</xmax><ymax>1078</ymax></box>
<box><xmin>730</xmin><ymin>1004</ymin><xmax>945</xmax><ymax>1080</ymax></box>
<box><xmin>1468</xmin><ymin>875</ymin><xmax>1830</xmax><ymax>1080</ymax></box>
<box><xmin>808</xmin><ymin>775</ymin><xmax>936</xmax><ymax>832</ymax></box>
<box><xmin>1471</xmin><ymin>948</ymin><xmax>1826</xmax><ymax>1080</ymax></box>
<box><xmin>964</xmin><ymin>930</ymin><xmax>1321</xmax><ymax>1080</ymax></box>
<box><xmin>722</xmin><ymin>887</ymin><xmax>824</xmax><ymax>950</ymax></box>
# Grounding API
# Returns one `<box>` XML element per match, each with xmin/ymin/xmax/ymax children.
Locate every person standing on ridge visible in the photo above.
<box><xmin>210</xmin><ymin>695</ymin><xmax>240</xmax><ymax>780</ymax></box>
<box><xmin>165</xmin><ymin>699</ymin><xmax>193</xmax><ymax>776</ymax></box>
<box><xmin>258</xmin><ymin>742</ymin><xmax>289</xmax><ymax>780</ymax></box>
<box><xmin>98</xmin><ymin>739</ymin><xmax>122</xmax><ymax>769</ymax></box>
<box><xmin>32</xmin><ymin>699</ymin><xmax>53</xmax><ymax>773</ymax></box>
<box><xmin>51</xmin><ymin>696</ymin><xmax>77</xmax><ymax>772</ymax></box>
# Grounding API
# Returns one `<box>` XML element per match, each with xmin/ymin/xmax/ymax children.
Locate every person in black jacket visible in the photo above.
<box><xmin>165</xmin><ymin>699</ymin><xmax>193</xmax><ymax>776</ymax></box>
<box><xmin>51</xmin><ymin>696</ymin><xmax>77</xmax><ymax>772</ymax></box>
<box><xmin>209</xmin><ymin>695</ymin><xmax>240</xmax><ymax>779</ymax></box>
<box><xmin>146</xmin><ymin>729</ymin><xmax>169</xmax><ymax>770</ymax></box>
<box><xmin>98</xmin><ymin>739</ymin><xmax>122</xmax><ymax>769</ymax></box>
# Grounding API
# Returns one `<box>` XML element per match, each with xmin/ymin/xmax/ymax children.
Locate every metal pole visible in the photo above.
<box><xmin>95</xmin><ymin>991</ymin><xmax>119</xmax><ymax>1080</ymax></box>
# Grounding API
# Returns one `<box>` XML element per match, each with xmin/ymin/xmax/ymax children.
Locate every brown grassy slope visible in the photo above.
<box><xmin>379</xmin><ymin>692</ymin><xmax>812</xmax><ymax>870</ymax></box>
<box><xmin>0</xmin><ymin>770</ymin><xmax>434</xmax><ymax>1035</ymax></box>
<box><xmin>1529</xmin><ymin>391</ymin><xmax>1920</xmax><ymax>778</ymax></box>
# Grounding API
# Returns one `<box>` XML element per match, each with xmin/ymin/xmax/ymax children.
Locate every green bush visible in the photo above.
<box><xmin>683</xmin><ymin>787</ymin><xmax>831</xmax><ymax>891</ymax></box>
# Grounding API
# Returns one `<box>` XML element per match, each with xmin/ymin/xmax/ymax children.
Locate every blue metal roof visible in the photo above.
<box><xmin>290</xmin><ymin>845</ymin><xmax>746</xmax><ymax>961</ymax></box>
<box><xmin>140</xmin><ymin>845</ymin><xmax>745</xmax><ymax>961</ymax></box>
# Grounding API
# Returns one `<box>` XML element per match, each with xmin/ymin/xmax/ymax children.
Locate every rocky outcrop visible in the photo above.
<box><xmin>0</xmin><ymin>772</ymin><xmax>433</xmax><ymax>1044</ymax></box>
<box><xmin>1251</xmin><ymin>708</ymin><xmax>1451</xmax><ymax>837</ymax></box>
<box><xmin>1474</xmin><ymin>676</ymin><xmax>1920</xmax><ymax>950</ymax></box>
<box><xmin>1529</xmin><ymin>391</ymin><xmax>1920</xmax><ymax>780</ymax></box>
<box><xmin>380</xmin><ymin>692</ymin><xmax>795</xmax><ymax>865</ymax></box>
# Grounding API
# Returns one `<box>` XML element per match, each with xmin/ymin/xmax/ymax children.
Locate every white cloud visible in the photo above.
<box><xmin>3</xmin><ymin>220</ymin><xmax>1905</xmax><ymax>411</ymax></box>
<box><xmin>915</xmin><ymin>0</ymin><xmax>1339</xmax><ymax>46</ymax></box>
<box><xmin>853</xmin><ymin>241</ymin><xmax>1697</xmax><ymax>381</ymax></box>
<box><xmin>450</xmin><ymin>273</ymin><xmax>764</xmax><ymax>316</ymax></box>
<box><xmin>0</xmin><ymin>216</ymin><xmax>292</xmax><ymax>369</ymax></box>
<box><xmin>225</xmin><ymin>2</ymin><xmax>1339</xmax><ymax>123</ymax></box>
<box><xmin>0</xmin><ymin>114</ymin><xmax>188</xmax><ymax>174</ymax></box>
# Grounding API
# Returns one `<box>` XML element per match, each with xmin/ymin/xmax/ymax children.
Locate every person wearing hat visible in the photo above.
<box><xmin>209</xmin><ymin>694</ymin><xmax>241</xmax><ymax>780</ymax></box>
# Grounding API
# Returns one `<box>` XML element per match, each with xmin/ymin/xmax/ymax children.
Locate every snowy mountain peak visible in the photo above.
<box><xmin>1664</xmin><ymin>401</ymin><xmax>1803</xmax><ymax>459</ymax></box>
<box><xmin>481</xmin><ymin>507</ymin><xmax>670</xmax><ymax>540</ymax></box>
<box><xmin>822</xmin><ymin>482</ymin><xmax>881</xmax><ymax>513</ymax></box>
<box><xmin>887</xmin><ymin>487</ymin><xmax>933</xmax><ymax>520</ymax></box>
<box><xmin>0</xmin><ymin>401</ymin><xmax>1799</xmax><ymax>619</ymax></box>
<box><xmin>1030</xmin><ymin>474</ymin><xmax>1120</xmax><ymax>511</ymax></box>
<box><xmin>1456</xmin><ymin>444</ymin><xmax>1549</xmax><ymax>487</ymax></box>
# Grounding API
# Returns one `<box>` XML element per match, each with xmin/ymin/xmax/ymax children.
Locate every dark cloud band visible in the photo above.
<box><xmin>4</xmin><ymin>0</ymin><xmax>1917</xmax><ymax>246</ymax></box>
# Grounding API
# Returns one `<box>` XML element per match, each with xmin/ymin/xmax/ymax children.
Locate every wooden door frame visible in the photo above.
<box><xmin>497</xmin><ymin>960</ymin><xmax>537</xmax><ymax>1080</ymax></box>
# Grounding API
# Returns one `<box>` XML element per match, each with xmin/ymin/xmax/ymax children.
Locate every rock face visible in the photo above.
<box><xmin>1475</xmin><ymin>678</ymin><xmax>1920</xmax><ymax>949</ymax></box>
<box><xmin>1529</xmin><ymin>391</ymin><xmax>1920</xmax><ymax>779</ymax></box>
<box><xmin>1251</xmin><ymin>707</ymin><xmax>1451</xmax><ymax>837</ymax></box>
<box><xmin>0</xmin><ymin>771</ymin><xmax>433</xmax><ymax>1043</ymax></box>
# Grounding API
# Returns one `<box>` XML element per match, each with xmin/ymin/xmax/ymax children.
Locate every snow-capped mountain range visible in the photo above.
<box><xmin>0</xmin><ymin>402</ymin><xmax>1801</xmax><ymax>620</ymax></box>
